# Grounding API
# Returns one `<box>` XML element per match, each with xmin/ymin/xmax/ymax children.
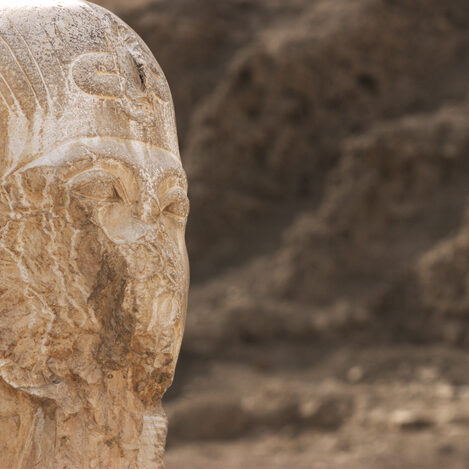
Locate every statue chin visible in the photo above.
<box><xmin>0</xmin><ymin>1</ymin><xmax>189</xmax><ymax>467</ymax></box>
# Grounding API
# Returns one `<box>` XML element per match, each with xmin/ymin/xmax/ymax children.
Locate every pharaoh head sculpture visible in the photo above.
<box><xmin>0</xmin><ymin>0</ymin><xmax>188</xmax><ymax>467</ymax></box>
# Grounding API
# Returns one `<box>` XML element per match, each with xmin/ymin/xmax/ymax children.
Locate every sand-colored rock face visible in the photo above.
<box><xmin>0</xmin><ymin>1</ymin><xmax>188</xmax><ymax>467</ymax></box>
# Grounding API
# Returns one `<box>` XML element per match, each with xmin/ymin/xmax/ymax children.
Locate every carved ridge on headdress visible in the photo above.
<box><xmin>70</xmin><ymin>26</ymin><xmax>169</xmax><ymax>128</ymax></box>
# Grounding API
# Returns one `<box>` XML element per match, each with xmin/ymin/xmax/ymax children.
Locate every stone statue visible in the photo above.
<box><xmin>0</xmin><ymin>1</ymin><xmax>189</xmax><ymax>467</ymax></box>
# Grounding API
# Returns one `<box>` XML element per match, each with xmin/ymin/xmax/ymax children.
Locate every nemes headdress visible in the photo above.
<box><xmin>0</xmin><ymin>0</ymin><xmax>179</xmax><ymax>175</ymax></box>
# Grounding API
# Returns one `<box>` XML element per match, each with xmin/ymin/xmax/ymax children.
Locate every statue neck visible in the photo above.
<box><xmin>0</xmin><ymin>373</ymin><xmax>166</xmax><ymax>468</ymax></box>
<box><xmin>0</xmin><ymin>378</ymin><xmax>54</xmax><ymax>469</ymax></box>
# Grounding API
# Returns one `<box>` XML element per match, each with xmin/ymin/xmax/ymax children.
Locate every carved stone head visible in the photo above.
<box><xmin>0</xmin><ymin>0</ymin><xmax>188</xmax><ymax>447</ymax></box>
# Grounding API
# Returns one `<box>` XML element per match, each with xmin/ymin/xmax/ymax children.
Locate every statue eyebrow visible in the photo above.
<box><xmin>59</xmin><ymin>154</ymin><xmax>135</xmax><ymax>176</ymax></box>
<box><xmin>156</xmin><ymin>169</ymin><xmax>188</xmax><ymax>191</ymax></box>
<box><xmin>65</xmin><ymin>157</ymin><xmax>140</xmax><ymax>201</ymax></box>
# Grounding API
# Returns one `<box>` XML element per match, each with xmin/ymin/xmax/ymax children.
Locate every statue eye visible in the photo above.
<box><xmin>68</xmin><ymin>170</ymin><xmax>124</xmax><ymax>203</ymax></box>
<box><xmin>161</xmin><ymin>188</ymin><xmax>189</xmax><ymax>219</ymax></box>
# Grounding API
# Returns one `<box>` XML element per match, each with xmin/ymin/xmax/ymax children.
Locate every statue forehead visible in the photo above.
<box><xmin>0</xmin><ymin>0</ymin><xmax>179</xmax><ymax>177</ymax></box>
<box><xmin>22</xmin><ymin>138</ymin><xmax>186</xmax><ymax>188</ymax></box>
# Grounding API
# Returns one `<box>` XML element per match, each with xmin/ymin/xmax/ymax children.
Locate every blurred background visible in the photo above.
<box><xmin>97</xmin><ymin>1</ymin><xmax>469</xmax><ymax>467</ymax></box>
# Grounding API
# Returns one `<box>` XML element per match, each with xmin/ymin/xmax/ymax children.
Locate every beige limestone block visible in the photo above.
<box><xmin>0</xmin><ymin>1</ymin><xmax>189</xmax><ymax>467</ymax></box>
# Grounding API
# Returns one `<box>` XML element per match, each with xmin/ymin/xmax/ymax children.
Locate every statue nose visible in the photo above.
<box><xmin>106</xmin><ymin>198</ymin><xmax>164</xmax><ymax>245</ymax></box>
<box><xmin>137</xmin><ymin>197</ymin><xmax>161</xmax><ymax>226</ymax></box>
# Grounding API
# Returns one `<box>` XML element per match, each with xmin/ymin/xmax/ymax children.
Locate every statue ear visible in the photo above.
<box><xmin>71</xmin><ymin>52</ymin><xmax>122</xmax><ymax>99</ymax></box>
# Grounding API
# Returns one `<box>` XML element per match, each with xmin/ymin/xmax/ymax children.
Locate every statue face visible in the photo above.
<box><xmin>0</xmin><ymin>0</ymin><xmax>189</xmax><ymax>408</ymax></box>
<box><xmin>0</xmin><ymin>137</ymin><xmax>189</xmax><ymax>404</ymax></box>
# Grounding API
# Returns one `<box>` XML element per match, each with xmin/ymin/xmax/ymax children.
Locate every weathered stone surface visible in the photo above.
<box><xmin>0</xmin><ymin>1</ymin><xmax>188</xmax><ymax>467</ymax></box>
